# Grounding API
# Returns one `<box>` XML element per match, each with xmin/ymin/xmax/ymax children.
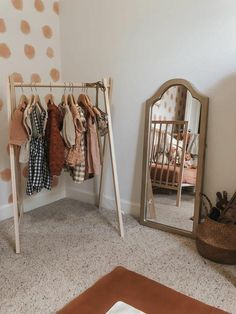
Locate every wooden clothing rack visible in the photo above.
<box><xmin>7</xmin><ymin>75</ymin><xmax>124</xmax><ymax>254</ymax></box>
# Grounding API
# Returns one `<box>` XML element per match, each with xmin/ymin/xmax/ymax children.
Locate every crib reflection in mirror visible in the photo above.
<box><xmin>140</xmin><ymin>79</ymin><xmax>208</xmax><ymax>237</ymax></box>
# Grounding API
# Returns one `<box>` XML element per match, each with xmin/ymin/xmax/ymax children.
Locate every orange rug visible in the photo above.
<box><xmin>58</xmin><ymin>266</ymin><xmax>227</xmax><ymax>314</ymax></box>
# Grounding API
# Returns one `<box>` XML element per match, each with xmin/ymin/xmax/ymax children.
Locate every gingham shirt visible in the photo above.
<box><xmin>26</xmin><ymin>106</ymin><xmax>51</xmax><ymax>195</ymax></box>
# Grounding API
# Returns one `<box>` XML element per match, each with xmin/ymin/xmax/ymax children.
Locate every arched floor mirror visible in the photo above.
<box><xmin>140</xmin><ymin>78</ymin><xmax>209</xmax><ymax>237</ymax></box>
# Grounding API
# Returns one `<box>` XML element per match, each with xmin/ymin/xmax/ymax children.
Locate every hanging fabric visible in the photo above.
<box><xmin>45</xmin><ymin>100</ymin><xmax>65</xmax><ymax>176</ymax></box>
<box><xmin>7</xmin><ymin>76</ymin><xmax>124</xmax><ymax>254</ymax></box>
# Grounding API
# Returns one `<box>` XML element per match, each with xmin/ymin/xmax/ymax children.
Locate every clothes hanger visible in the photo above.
<box><xmin>78</xmin><ymin>84</ymin><xmax>95</xmax><ymax>118</ymax></box>
<box><xmin>61</xmin><ymin>82</ymin><xmax>68</xmax><ymax>106</ymax></box>
<box><xmin>47</xmin><ymin>82</ymin><xmax>54</xmax><ymax>104</ymax></box>
<box><xmin>19</xmin><ymin>83</ymin><xmax>28</xmax><ymax>106</ymax></box>
<box><xmin>28</xmin><ymin>85</ymin><xmax>35</xmax><ymax>114</ymax></box>
<box><xmin>92</xmin><ymin>106</ymin><xmax>102</xmax><ymax>117</ymax></box>
<box><xmin>70</xmin><ymin>82</ymin><xmax>77</xmax><ymax>105</ymax></box>
<box><xmin>68</xmin><ymin>82</ymin><xmax>75</xmax><ymax>107</ymax></box>
<box><xmin>32</xmin><ymin>83</ymin><xmax>44</xmax><ymax>112</ymax></box>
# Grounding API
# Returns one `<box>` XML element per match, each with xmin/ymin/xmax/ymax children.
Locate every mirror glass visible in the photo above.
<box><xmin>146</xmin><ymin>85</ymin><xmax>201</xmax><ymax>232</ymax></box>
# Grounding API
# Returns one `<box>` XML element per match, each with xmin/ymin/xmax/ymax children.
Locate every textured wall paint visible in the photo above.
<box><xmin>60</xmin><ymin>0</ymin><xmax>236</xmax><ymax>214</ymax></box>
<box><xmin>0</xmin><ymin>0</ymin><xmax>62</xmax><ymax>217</ymax></box>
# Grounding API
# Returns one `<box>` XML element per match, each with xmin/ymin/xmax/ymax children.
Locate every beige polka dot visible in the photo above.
<box><xmin>22</xmin><ymin>166</ymin><xmax>28</xmax><ymax>178</ymax></box>
<box><xmin>0</xmin><ymin>98</ymin><xmax>3</xmax><ymax>111</ymax></box>
<box><xmin>31</xmin><ymin>73</ymin><xmax>41</xmax><ymax>83</ymax></box>
<box><xmin>20</xmin><ymin>20</ymin><xmax>30</xmax><ymax>34</ymax></box>
<box><xmin>8</xmin><ymin>194</ymin><xmax>13</xmax><ymax>204</ymax></box>
<box><xmin>52</xmin><ymin>176</ymin><xmax>59</xmax><ymax>188</ymax></box>
<box><xmin>0</xmin><ymin>19</ymin><xmax>6</xmax><ymax>33</ymax></box>
<box><xmin>46</xmin><ymin>47</ymin><xmax>54</xmax><ymax>58</ymax></box>
<box><xmin>24</xmin><ymin>44</ymin><xmax>35</xmax><ymax>59</ymax></box>
<box><xmin>6</xmin><ymin>144</ymin><xmax>10</xmax><ymax>155</ymax></box>
<box><xmin>50</xmin><ymin>68</ymin><xmax>60</xmax><ymax>82</ymax></box>
<box><xmin>53</xmin><ymin>1</ymin><xmax>59</xmax><ymax>15</ymax></box>
<box><xmin>0</xmin><ymin>43</ymin><xmax>11</xmax><ymax>58</ymax></box>
<box><xmin>0</xmin><ymin>168</ymin><xmax>11</xmax><ymax>181</ymax></box>
<box><xmin>11</xmin><ymin>72</ymin><xmax>23</xmax><ymax>82</ymax></box>
<box><xmin>35</xmin><ymin>0</ymin><xmax>44</xmax><ymax>11</ymax></box>
<box><xmin>42</xmin><ymin>25</ymin><xmax>53</xmax><ymax>39</ymax></box>
<box><xmin>11</xmin><ymin>0</ymin><xmax>23</xmax><ymax>10</ymax></box>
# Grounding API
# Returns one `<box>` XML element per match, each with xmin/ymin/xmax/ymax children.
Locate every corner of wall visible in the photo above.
<box><xmin>66</xmin><ymin>184</ymin><xmax>140</xmax><ymax>218</ymax></box>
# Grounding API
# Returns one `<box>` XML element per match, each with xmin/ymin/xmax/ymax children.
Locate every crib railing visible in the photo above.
<box><xmin>150</xmin><ymin>120</ymin><xmax>188</xmax><ymax>206</ymax></box>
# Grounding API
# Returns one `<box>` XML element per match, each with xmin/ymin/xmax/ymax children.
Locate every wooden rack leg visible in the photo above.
<box><xmin>9</xmin><ymin>146</ymin><xmax>20</xmax><ymax>253</ymax></box>
<box><xmin>98</xmin><ymin>135</ymin><xmax>107</xmax><ymax>209</ymax></box>
<box><xmin>98</xmin><ymin>78</ymin><xmax>112</xmax><ymax>208</ymax></box>
<box><xmin>176</xmin><ymin>185</ymin><xmax>182</xmax><ymax>207</ymax></box>
<box><xmin>102</xmin><ymin>78</ymin><xmax>124</xmax><ymax>237</ymax></box>
<box><xmin>7</xmin><ymin>76</ymin><xmax>20</xmax><ymax>253</ymax></box>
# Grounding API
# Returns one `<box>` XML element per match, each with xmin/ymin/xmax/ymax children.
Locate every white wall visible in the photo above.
<box><xmin>60</xmin><ymin>0</ymin><xmax>236</xmax><ymax>215</ymax></box>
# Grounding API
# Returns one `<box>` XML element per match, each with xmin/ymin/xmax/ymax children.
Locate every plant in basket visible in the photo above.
<box><xmin>196</xmin><ymin>191</ymin><xmax>236</xmax><ymax>265</ymax></box>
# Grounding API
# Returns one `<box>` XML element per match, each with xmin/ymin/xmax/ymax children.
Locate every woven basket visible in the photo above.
<box><xmin>196</xmin><ymin>217</ymin><xmax>236</xmax><ymax>265</ymax></box>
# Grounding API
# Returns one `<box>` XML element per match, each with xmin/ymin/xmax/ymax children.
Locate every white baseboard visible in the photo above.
<box><xmin>0</xmin><ymin>184</ymin><xmax>140</xmax><ymax>222</ymax></box>
<box><xmin>66</xmin><ymin>186</ymin><xmax>140</xmax><ymax>217</ymax></box>
<box><xmin>0</xmin><ymin>187</ymin><xmax>65</xmax><ymax>222</ymax></box>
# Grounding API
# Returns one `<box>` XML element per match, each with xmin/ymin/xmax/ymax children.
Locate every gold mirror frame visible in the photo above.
<box><xmin>140</xmin><ymin>78</ymin><xmax>209</xmax><ymax>238</ymax></box>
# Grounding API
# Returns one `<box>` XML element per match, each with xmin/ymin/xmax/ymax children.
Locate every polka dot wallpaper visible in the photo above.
<box><xmin>0</xmin><ymin>0</ymin><xmax>61</xmax><ymax>210</ymax></box>
<box><xmin>152</xmin><ymin>85</ymin><xmax>187</xmax><ymax>121</ymax></box>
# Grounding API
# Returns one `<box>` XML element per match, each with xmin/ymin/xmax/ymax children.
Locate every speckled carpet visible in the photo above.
<box><xmin>0</xmin><ymin>198</ymin><xmax>235</xmax><ymax>314</ymax></box>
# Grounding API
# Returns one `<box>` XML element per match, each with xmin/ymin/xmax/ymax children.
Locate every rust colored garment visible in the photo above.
<box><xmin>45</xmin><ymin>102</ymin><xmax>65</xmax><ymax>176</ymax></box>
<box><xmin>9</xmin><ymin>102</ymin><xmax>28</xmax><ymax>146</ymax></box>
<box><xmin>58</xmin><ymin>266</ymin><xmax>227</xmax><ymax>314</ymax></box>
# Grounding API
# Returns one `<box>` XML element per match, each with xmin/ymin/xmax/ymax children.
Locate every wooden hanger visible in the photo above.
<box><xmin>27</xmin><ymin>93</ymin><xmax>35</xmax><ymax>114</ymax></box>
<box><xmin>47</xmin><ymin>82</ymin><xmax>54</xmax><ymax>104</ymax></box>
<box><xmin>61</xmin><ymin>83</ymin><xmax>68</xmax><ymax>107</ymax></box>
<box><xmin>19</xmin><ymin>94</ymin><xmax>28</xmax><ymax>106</ymax></box>
<box><xmin>70</xmin><ymin>82</ymin><xmax>77</xmax><ymax>105</ymax></box>
<box><xmin>18</xmin><ymin>83</ymin><xmax>28</xmax><ymax>108</ymax></box>
<box><xmin>61</xmin><ymin>93</ymin><xmax>68</xmax><ymax>106</ymax></box>
<box><xmin>78</xmin><ymin>94</ymin><xmax>95</xmax><ymax>118</ymax></box>
<box><xmin>68</xmin><ymin>94</ymin><xmax>74</xmax><ymax>107</ymax></box>
<box><xmin>93</xmin><ymin>106</ymin><xmax>102</xmax><ymax>117</ymax></box>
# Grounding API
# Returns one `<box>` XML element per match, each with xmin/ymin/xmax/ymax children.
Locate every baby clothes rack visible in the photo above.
<box><xmin>7</xmin><ymin>75</ymin><xmax>124</xmax><ymax>253</ymax></box>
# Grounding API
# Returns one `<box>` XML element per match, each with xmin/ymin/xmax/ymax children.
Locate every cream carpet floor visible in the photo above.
<box><xmin>150</xmin><ymin>191</ymin><xmax>194</xmax><ymax>231</ymax></box>
<box><xmin>0</xmin><ymin>198</ymin><xmax>235</xmax><ymax>314</ymax></box>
